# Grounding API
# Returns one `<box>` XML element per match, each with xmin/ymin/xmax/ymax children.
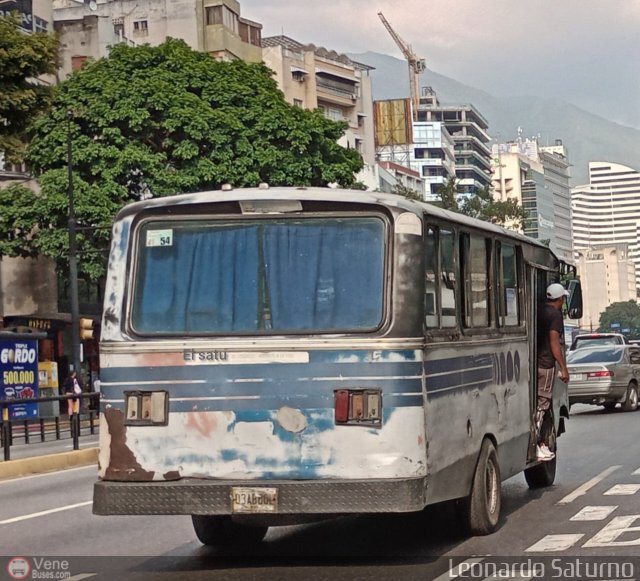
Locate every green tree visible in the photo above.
<box><xmin>0</xmin><ymin>14</ymin><xmax>58</xmax><ymax>164</ymax></box>
<box><xmin>392</xmin><ymin>182</ymin><xmax>422</xmax><ymax>201</ymax></box>
<box><xmin>598</xmin><ymin>301</ymin><xmax>640</xmax><ymax>338</ymax></box>
<box><xmin>433</xmin><ymin>176</ymin><xmax>461</xmax><ymax>212</ymax></box>
<box><xmin>460</xmin><ymin>186</ymin><xmax>527</xmax><ymax>229</ymax></box>
<box><xmin>0</xmin><ymin>39</ymin><xmax>363</xmax><ymax>282</ymax></box>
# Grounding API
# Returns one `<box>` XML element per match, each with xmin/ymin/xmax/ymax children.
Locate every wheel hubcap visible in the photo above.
<box><xmin>485</xmin><ymin>460</ymin><xmax>498</xmax><ymax>514</ymax></box>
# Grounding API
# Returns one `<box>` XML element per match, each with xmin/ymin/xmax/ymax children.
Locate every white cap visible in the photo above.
<box><xmin>546</xmin><ymin>283</ymin><xmax>570</xmax><ymax>300</ymax></box>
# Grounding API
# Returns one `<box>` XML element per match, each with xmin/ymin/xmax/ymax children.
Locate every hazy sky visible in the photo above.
<box><xmin>241</xmin><ymin>0</ymin><xmax>640</xmax><ymax>128</ymax></box>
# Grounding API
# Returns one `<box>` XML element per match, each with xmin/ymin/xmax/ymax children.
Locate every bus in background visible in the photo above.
<box><xmin>93</xmin><ymin>187</ymin><xmax>582</xmax><ymax>545</ymax></box>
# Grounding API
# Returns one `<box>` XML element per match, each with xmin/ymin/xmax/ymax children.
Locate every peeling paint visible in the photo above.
<box><xmin>185</xmin><ymin>411</ymin><xmax>217</xmax><ymax>437</ymax></box>
<box><xmin>276</xmin><ymin>406</ymin><xmax>307</xmax><ymax>433</ymax></box>
<box><xmin>97</xmin><ymin>414</ymin><xmax>111</xmax><ymax>478</ymax></box>
<box><xmin>109</xmin><ymin>407</ymin><xmax>426</xmax><ymax>481</ymax></box>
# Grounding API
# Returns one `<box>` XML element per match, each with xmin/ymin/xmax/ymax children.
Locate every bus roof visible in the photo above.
<box><xmin>115</xmin><ymin>186</ymin><xmax>554</xmax><ymax>254</ymax></box>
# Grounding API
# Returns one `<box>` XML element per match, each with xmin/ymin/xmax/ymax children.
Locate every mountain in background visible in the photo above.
<box><xmin>350</xmin><ymin>52</ymin><xmax>640</xmax><ymax>186</ymax></box>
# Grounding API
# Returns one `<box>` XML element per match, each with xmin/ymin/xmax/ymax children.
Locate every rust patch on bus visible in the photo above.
<box><xmin>163</xmin><ymin>470</ymin><xmax>181</xmax><ymax>480</ymax></box>
<box><xmin>103</xmin><ymin>407</ymin><xmax>155</xmax><ymax>481</ymax></box>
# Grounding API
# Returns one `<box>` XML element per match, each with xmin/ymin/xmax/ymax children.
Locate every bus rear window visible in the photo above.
<box><xmin>130</xmin><ymin>216</ymin><xmax>385</xmax><ymax>334</ymax></box>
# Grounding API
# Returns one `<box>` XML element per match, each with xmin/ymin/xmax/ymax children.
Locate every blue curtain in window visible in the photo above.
<box><xmin>263</xmin><ymin>221</ymin><xmax>384</xmax><ymax>330</ymax></box>
<box><xmin>133</xmin><ymin>219</ymin><xmax>384</xmax><ymax>333</ymax></box>
<box><xmin>133</xmin><ymin>226</ymin><xmax>258</xmax><ymax>332</ymax></box>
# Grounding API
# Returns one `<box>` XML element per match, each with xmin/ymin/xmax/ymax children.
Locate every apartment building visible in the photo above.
<box><xmin>576</xmin><ymin>244</ymin><xmax>637</xmax><ymax>331</ymax></box>
<box><xmin>261</xmin><ymin>36</ymin><xmax>375</xmax><ymax>169</ymax></box>
<box><xmin>377</xmin><ymin>161</ymin><xmax>425</xmax><ymax>195</ymax></box>
<box><xmin>417</xmin><ymin>88</ymin><xmax>492</xmax><ymax>197</ymax></box>
<box><xmin>53</xmin><ymin>0</ymin><xmax>262</xmax><ymax>79</ymax></box>
<box><xmin>572</xmin><ymin>161</ymin><xmax>640</xmax><ymax>291</ymax></box>
<box><xmin>491</xmin><ymin>138</ymin><xmax>573</xmax><ymax>263</ymax></box>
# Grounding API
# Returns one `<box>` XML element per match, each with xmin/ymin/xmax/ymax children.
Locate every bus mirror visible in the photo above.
<box><xmin>566</xmin><ymin>280</ymin><xmax>583</xmax><ymax>320</ymax></box>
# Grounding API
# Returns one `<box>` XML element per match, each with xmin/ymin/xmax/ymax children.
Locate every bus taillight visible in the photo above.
<box><xmin>334</xmin><ymin>389</ymin><xmax>382</xmax><ymax>427</ymax></box>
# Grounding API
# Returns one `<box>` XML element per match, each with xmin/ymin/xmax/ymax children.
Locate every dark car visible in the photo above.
<box><xmin>568</xmin><ymin>345</ymin><xmax>640</xmax><ymax>411</ymax></box>
<box><xmin>569</xmin><ymin>333</ymin><xmax>630</xmax><ymax>351</ymax></box>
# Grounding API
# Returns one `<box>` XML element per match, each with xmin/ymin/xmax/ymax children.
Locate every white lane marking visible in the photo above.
<box><xmin>525</xmin><ymin>534</ymin><xmax>584</xmax><ymax>552</ymax></box>
<box><xmin>570</xmin><ymin>505</ymin><xmax>618</xmax><ymax>521</ymax></box>
<box><xmin>67</xmin><ymin>575</ymin><xmax>97</xmax><ymax>581</ymax></box>
<box><xmin>583</xmin><ymin>515</ymin><xmax>640</xmax><ymax>547</ymax></box>
<box><xmin>557</xmin><ymin>465</ymin><xmax>621</xmax><ymax>504</ymax></box>
<box><xmin>101</xmin><ymin>380</ymin><xmax>206</xmax><ymax>386</ymax></box>
<box><xmin>432</xmin><ymin>558</ymin><xmax>486</xmax><ymax>581</ymax></box>
<box><xmin>0</xmin><ymin>500</ymin><xmax>92</xmax><ymax>524</ymax></box>
<box><xmin>632</xmin><ymin>467</ymin><xmax>640</xmax><ymax>476</ymax></box>
<box><xmin>0</xmin><ymin>464</ymin><xmax>95</xmax><ymax>485</ymax></box>
<box><xmin>604</xmin><ymin>484</ymin><xmax>640</xmax><ymax>495</ymax></box>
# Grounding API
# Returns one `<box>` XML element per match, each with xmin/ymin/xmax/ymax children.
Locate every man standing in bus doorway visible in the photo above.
<box><xmin>536</xmin><ymin>283</ymin><xmax>570</xmax><ymax>461</ymax></box>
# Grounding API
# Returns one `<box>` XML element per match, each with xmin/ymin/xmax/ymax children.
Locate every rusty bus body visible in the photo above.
<box><xmin>93</xmin><ymin>187</ymin><xmax>578</xmax><ymax>543</ymax></box>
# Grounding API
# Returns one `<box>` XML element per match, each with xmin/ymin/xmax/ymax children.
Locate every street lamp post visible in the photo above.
<box><xmin>67</xmin><ymin>109</ymin><xmax>81</xmax><ymax>376</ymax></box>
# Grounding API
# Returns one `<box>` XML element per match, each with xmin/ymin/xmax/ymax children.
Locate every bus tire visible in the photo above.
<box><xmin>460</xmin><ymin>438</ymin><xmax>501</xmax><ymax>536</ymax></box>
<box><xmin>525</xmin><ymin>420</ymin><xmax>557</xmax><ymax>489</ymax></box>
<box><xmin>191</xmin><ymin>515</ymin><xmax>268</xmax><ymax>547</ymax></box>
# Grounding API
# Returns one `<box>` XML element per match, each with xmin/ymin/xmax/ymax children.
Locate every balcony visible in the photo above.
<box><xmin>316</xmin><ymin>80</ymin><xmax>357</xmax><ymax>106</ymax></box>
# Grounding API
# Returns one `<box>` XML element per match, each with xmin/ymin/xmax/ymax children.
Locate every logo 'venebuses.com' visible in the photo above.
<box><xmin>7</xmin><ymin>557</ymin><xmax>31</xmax><ymax>580</ymax></box>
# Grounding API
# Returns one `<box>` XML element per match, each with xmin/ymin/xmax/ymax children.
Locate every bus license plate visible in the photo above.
<box><xmin>230</xmin><ymin>487</ymin><xmax>277</xmax><ymax>513</ymax></box>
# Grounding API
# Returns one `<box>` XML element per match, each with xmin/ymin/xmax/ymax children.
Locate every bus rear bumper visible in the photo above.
<box><xmin>93</xmin><ymin>476</ymin><xmax>428</xmax><ymax>516</ymax></box>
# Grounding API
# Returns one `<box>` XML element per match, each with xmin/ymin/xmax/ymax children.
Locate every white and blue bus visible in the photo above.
<box><xmin>93</xmin><ymin>187</ymin><xmax>582</xmax><ymax>544</ymax></box>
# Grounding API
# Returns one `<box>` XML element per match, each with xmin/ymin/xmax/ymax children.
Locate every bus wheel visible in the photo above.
<box><xmin>525</xmin><ymin>421</ymin><xmax>557</xmax><ymax>489</ymax></box>
<box><xmin>191</xmin><ymin>515</ymin><xmax>268</xmax><ymax>547</ymax></box>
<box><xmin>460</xmin><ymin>439</ymin><xmax>501</xmax><ymax>536</ymax></box>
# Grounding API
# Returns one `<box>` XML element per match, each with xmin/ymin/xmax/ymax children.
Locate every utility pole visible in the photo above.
<box><xmin>67</xmin><ymin>109</ymin><xmax>81</xmax><ymax>375</ymax></box>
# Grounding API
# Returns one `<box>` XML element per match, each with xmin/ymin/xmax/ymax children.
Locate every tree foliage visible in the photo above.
<box><xmin>0</xmin><ymin>39</ymin><xmax>363</xmax><ymax>282</ymax></box>
<box><xmin>433</xmin><ymin>176</ymin><xmax>460</xmax><ymax>212</ymax></box>
<box><xmin>0</xmin><ymin>14</ymin><xmax>58</xmax><ymax>163</ymax></box>
<box><xmin>461</xmin><ymin>186</ymin><xmax>528</xmax><ymax>229</ymax></box>
<box><xmin>432</xmin><ymin>179</ymin><xmax>527</xmax><ymax>229</ymax></box>
<box><xmin>598</xmin><ymin>301</ymin><xmax>640</xmax><ymax>337</ymax></box>
<box><xmin>392</xmin><ymin>183</ymin><xmax>422</xmax><ymax>201</ymax></box>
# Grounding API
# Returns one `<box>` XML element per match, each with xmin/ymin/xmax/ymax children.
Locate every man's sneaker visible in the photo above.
<box><xmin>536</xmin><ymin>443</ymin><xmax>555</xmax><ymax>461</ymax></box>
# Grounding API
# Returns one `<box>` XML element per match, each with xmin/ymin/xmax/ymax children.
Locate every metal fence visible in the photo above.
<box><xmin>1</xmin><ymin>393</ymin><xmax>99</xmax><ymax>461</ymax></box>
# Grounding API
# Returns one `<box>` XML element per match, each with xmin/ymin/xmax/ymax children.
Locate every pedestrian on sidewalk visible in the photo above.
<box><xmin>535</xmin><ymin>283</ymin><xmax>570</xmax><ymax>462</ymax></box>
<box><xmin>64</xmin><ymin>370</ymin><xmax>83</xmax><ymax>416</ymax></box>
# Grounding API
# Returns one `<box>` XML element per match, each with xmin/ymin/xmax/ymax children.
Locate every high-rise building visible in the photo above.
<box><xmin>491</xmin><ymin>138</ymin><xmax>573</xmax><ymax>263</ymax></box>
<box><xmin>417</xmin><ymin>87</ymin><xmax>492</xmax><ymax>197</ymax></box>
<box><xmin>572</xmin><ymin>162</ymin><xmax>640</xmax><ymax>291</ymax></box>
<box><xmin>261</xmin><ymin>36</ymin><xmax>376</xmax><ymax>169</ymax></box>
<box><xmin>575</xmin><ymin>244</ymin><xmax>637</xmax><ymax>331</ymax></box>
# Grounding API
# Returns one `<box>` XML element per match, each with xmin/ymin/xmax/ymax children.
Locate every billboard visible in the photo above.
<box><xmin>1</xmin><ymin>338</ymin><xmax>39</xmax><ymax>420</ymax></box>
<box><xmin>373</xmin><ymin>99</ymin><xmax>413</xmax><ymax>147</ymax></box>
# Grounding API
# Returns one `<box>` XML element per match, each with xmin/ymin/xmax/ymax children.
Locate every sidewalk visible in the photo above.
<box><xmin>0</xmin><ymin>421</ymin><xmax>99</xmax><ymax>480</ymax></box>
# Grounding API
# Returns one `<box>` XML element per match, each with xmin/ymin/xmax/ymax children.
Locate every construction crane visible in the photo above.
<box><xmin>378</xmin><ymin>12</ymin><xmax>426</xmax><ymax>121</ymax></box>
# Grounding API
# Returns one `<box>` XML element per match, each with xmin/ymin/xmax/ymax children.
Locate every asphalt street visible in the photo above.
<box><xmin>1</xmin><ymin>404</ymin><xmax>640</xmax><ymax>580</ymax></box>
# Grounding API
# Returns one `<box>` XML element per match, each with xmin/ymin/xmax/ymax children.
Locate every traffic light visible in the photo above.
<box><xmin>79</xmin><ymin>318</ymin><xmax>95</xmax><ymax>341</ymax></box>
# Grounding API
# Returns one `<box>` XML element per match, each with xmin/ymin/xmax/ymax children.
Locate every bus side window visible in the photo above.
<box><xmin>461</xmin><ymin>233</ymin><xmax>490</xmax><ymax>328</ymax></box>
<box><xmin>440</xmin><ymin>228</ymin><xmax>457</xmax><ymax>328</ymax></box>
<box><xmin>425</xmin><ymin>227</ymin><xmax>439</xmax><ymax>328</ymax></box>
<box><xmin>497</xmin><ymin>242</ymin><xmax>520</xmax><ymax>326</ymax></box>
